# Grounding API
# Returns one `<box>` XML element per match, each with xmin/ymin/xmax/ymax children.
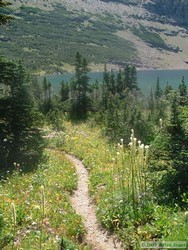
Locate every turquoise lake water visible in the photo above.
<box><xmin>39</xmin><ymin>69</ymin><xmax>188</xmax><ymax>95</ymax></box>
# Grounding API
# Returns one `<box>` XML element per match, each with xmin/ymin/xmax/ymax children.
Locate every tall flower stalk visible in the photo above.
<box><xmin>11</xmin><ymin>202</ymin><xmax>16</xmax><ymax>250</ymax></box>
<box><xmin>40</xmin><ymin>185</ymin><xmax>45</xmax><ymax>250</ymax></box>
<box><xmin>114</xmin><ymin>129</ymin><xmax>150</xmax><ymax>218</ymax></box>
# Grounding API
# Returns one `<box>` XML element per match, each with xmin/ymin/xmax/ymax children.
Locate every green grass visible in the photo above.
<box><xmin>1</xmin><ymin>120</ymin><xmax>187</xmax><ymax>249</ymax></box>
<box><xmin>61</xmin><ymin>120</ymin><xmax>188</xmax><ymax>249</ymax></box>
<box><xmin>0</xmin><ymin>149</ymin><xmax>89</xmax><ymax>249</ymax></box>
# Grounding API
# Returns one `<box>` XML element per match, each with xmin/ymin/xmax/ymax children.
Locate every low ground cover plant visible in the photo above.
<box><xmin>1</xmin><ymin>120</ymin><xmax>187</xmax><ymax>249</ymax></box>
<box><xmin>0</xmin><ymin>149</ymin><xmax>87</xmax><ymax>249</ymax></box>
<box><xmin>62</xmin><ymin>121</ymin><xmax>188</xmax><ymax>249</ymax></box>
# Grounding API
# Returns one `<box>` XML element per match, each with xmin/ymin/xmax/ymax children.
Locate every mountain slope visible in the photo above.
<box><xmin>0</xmin><ymin>0</ymin><xmax>188</xmax><ymax>73</ymax></box>
<box><xmin>146</xmin><ymin>0</ymin><xmax>188</xmax><ymax>26</ymax></box>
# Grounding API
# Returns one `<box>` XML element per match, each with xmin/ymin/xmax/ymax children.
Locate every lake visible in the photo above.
<box><xmin>39</xmin><ymin>69</ymin><xmax>188</xmax><ymax>95</ymax></box>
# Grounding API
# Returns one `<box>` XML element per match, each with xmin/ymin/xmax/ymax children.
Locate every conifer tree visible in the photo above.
<box><xmin>124</xmin><ymin>64</ymin><xmax>131</xmax><ymax>90</ymax></box>
<box><xmin>32</xmin><ymin>76</ymin><xmax>42</xmax><ymax>105</ymax></box>
<box><xmin>0</xmin><ymin>57</ymin><xmax>44</xmax><ymax>171</ymax></box>
<box><xmin>101</xmin><ymin>63</ymin><xmax>110</xmax><ymax>110</ymax></box>
<box><xmin>155</xmin><ymin>77</ymin><xmax>163</xmax><ymax>99</ymax></box>
<box><xmin>70</xmin><ymin>52</ymin><xmax>90</xmax><ymax>119</ymax></box>
<box><xmin>103</xmin><ymin>63</ymin><xmax>110</xmax><ymax>86</ymax></box>
<box><xmin>123</xmin><ymin>65</ymin><xmax>138</xmax><ymax>92</ymax></box>
<box><xmin>91</xmin><ymin>80</ymin><xmax>100</xmax><ymax>111</ymax></box>
<box><xmin>42</xmin><ymin>77</ymin><xmax>52</xmax><ymax>114</ymax></box>
<box><xmin>148</xmin><ymin>88</ymin><xmax>154</xmax><ymax>114</ymax></box>
<box><xmin>130</xmin><ymin>65</ymin><xmax>139</xmax><ymax>91</ymax></box>
<box><xmin>154</xmin><ymin>94</ymin><xmax>188</xmax><ymax>204</ymax></box>
<box><xmin>166</xmin><ymin>94</ymin><xmax>188</xmax><ymax>201</ymax></box>
<box><xmin>153</xmin><ymin>77</ymin><xmax>168</xmax><ymax>123</ymax></box>
<box><xmin>116</xmin><ymin>69</ymin><xmax>124</xmax><ymax>95</ymax></box>
<box><xmin>109</xmin><ymin>70</ymin><xmax>116</xmax><ymax>95</ymax></box>
<box><xmin>179</xmin><ymin>76</ymin><xmax>187</xmax><ymax>106</ymax></box>
<box><xmin>60</xmin><ymin>80</ymin><xmax>69</xmax><ymax>102</ymax></box>
<box><xmin>164</xmin><ymin>82</ymin><xmax>173</xmax><ymax>99</ymax></box>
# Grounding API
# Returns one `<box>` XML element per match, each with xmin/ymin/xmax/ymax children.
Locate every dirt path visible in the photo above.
<box><xmin>65</xmin><ymin>154</ymin><xmax>124</xmax><ymax>250</ymax></box>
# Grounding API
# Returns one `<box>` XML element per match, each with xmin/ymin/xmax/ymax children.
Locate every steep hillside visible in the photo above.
<box><xmin>0</xmin><ymin>0</ymin><xmax>188</xmax><ymax>73</ymax></box>
<box><xmin>146</xmin><ymin>0</ymin><xmax>188</xmax><ymax>26</ymax></box>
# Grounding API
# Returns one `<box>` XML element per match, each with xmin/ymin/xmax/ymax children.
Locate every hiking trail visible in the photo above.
<box><xmin>65</xmin><ymin>153</ymin><xmax>124</xmax><ymax>250</ymax></box>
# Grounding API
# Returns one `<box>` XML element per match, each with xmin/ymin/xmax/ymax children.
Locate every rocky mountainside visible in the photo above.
<box><xmin>1</xmin><ymin>0</ymin><xmax>188</xmax><ymax>73</ymax></box>
<box><xmin>146</xmin><ymin>0</ymin><xmax>188</xmax><ymax>26</ymax></box>
<box><xmin>100</xmin><ymin>0</ymin><xmax>188</xmax><ymax>27</ymax></box>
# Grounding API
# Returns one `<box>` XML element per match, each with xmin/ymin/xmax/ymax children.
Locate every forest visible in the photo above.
<box><xmin>0</xmin><ymin>1</ymin><xmax>188</xmax><ymax>250</ymax></box>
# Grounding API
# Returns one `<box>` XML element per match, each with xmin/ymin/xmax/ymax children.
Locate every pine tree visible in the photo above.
<box><xmin>164</xmin><ymin>82</ymin><xmax>173</xmax><ymax>99</ymax></box>
<box><xmin>104</xmin><ymin>94</ymin><xmax>123</xmax><ymax>142</ymax></box>
<box><xmin>148</xmin><ymin>88</ymin><xmax>154</xmax><ymax>114</ymax></box>
<box><xmin>42</xmin><ymin>77</ymin><xmax>52</xmax><ymax>114</ymax></box>
<box><xmin>155</xmin><ymin>77</ymin><xmax>163</xmax><ymax>99</ymax></box>
<box><xmin>32</xmin><ymin>76</ymin><xmax>42</xmax><ymax>100</ymax></box>
<box><xmin>60</xmin><ymin>80</ymin><xmax>69</xmax><ymax>102</ymax></box>
<box><xmin>123</xmin><ymin>65</ymin><xmax>138</xmax><ymax>92</ymax></box>
<box><xmin>103</xmin><ymin>63</ymin><xmax>110</xmax><ymax>86</ymax></box>
<box><xmin>130</xmin><ymin>65</ymin><xmax>139</xmax><ymax>91</ymax></box>
<box><xmin>116</xmin><ymin>69</ymin><xmax>124</xmax><ymax>95</ymax></box>
<box><xmin>109</xmin><ymin>69</ymin><xmax>116</xmax><ymax>95</ymax></box>
<box><xmin>179</xmin><ymin>76</ymin><xmax>187</xmax><ymax>106</ymax></box>
<box><xmin>0</xmin><ymin>57</ymin><xmax>44</xmax><ymax>172</ymax></box>
<box><xmin>81</xmin><ymin>54</ymin><xmax>89</xmax><ymax>116</ymax></box>
<box><xmin>155</xmin><ymin>94</ymin><xmax>188</xmax><ymax>204</ymax></box>
<box><xmin>70</xmin><ymin>52</ymin><xmax>90</xmax><ymax>119</ymax></box>
<box><xmin>101</xmin><ymin>63</ymin><xmax>110</xmax><ymax>110</ymax></box>
<box><xmin>166</xmin><ymin>94</ymin><xmax>188</xmax><ymax>201</ymax></box>
<box><xmin>91</xmin><ymin>80</ymin><xmax>101</xmax><ymax>111</ymax></box>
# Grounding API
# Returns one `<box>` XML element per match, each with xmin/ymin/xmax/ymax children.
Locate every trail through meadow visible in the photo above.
<box><xmin>65</xmin><ymin>153</ymin><xmax>124</xmax><ymax>250</ymax></box>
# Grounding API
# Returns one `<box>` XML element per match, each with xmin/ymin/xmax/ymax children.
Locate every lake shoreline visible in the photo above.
<box><xmin>36</xmin><ymin>67</ymin><xmax>188</xmax><ymax>78</ymax></box>
<box><xmin>35</xmin><ymin>61</ymin><xmax>188</xmax><ymax>77</ymax></box>
<box><xmin>37</xmin><ymin>66</ymin><xmax>188</xmax><ymax>78</ymax></box>
<box><xmin>38</xmin><ymin>68</ymin><xmax>188</xmax><ymax>96</ymax></box>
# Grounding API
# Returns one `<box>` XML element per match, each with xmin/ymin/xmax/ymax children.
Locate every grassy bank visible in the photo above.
<box><xmin>0</xmin><ymin>149</ymin><xmax>90</xmax><ymax>249</ymax></box>
<box><xmin>1</xmin><ymin>121</ymin><xmax>187</xmax><ymax>249</ymax></box>
<box><xmin>60</xmin><ymin>121</ymin><xmax>188</xmax><ymax>249</ymax></box>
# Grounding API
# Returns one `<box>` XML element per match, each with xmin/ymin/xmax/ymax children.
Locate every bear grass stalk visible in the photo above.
<box><xmin>11</xmin><ymin>202</ymin><xmax>16</xmax><ymax>250</ymax></box>
<box><xmin>114</xmin><ymin>129</ymin><xmax>150</xmax><ymax>219</ymax></box>
<box><xmin>40</xmin><ymin>185</ymin><xmax>45</xmax><ymax>250</ymax></box>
